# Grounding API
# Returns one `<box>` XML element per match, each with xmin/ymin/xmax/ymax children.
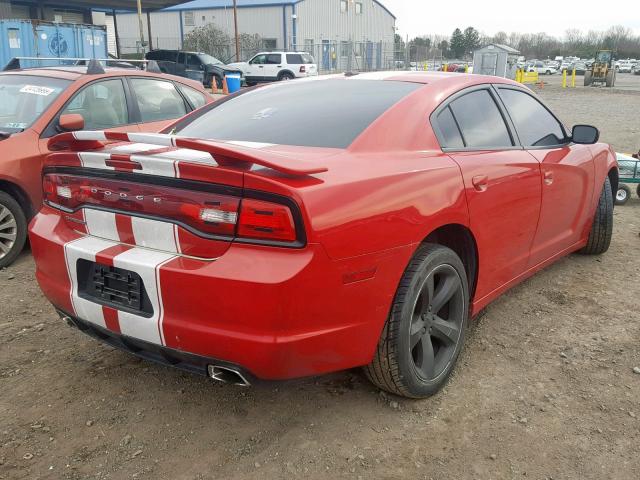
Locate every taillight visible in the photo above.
<box><xmin>299</xmin><ymin>65</ymin><xmax>306</xmax><ymax>73</ymax></box>
<box><xmin>237</xmin><ymin>198</ymin><xmax>297</xmax><ymax>242</ymax></box>
<box><xmin>43</xmin><ymin>173</ymin><xmax>303</xmax><ymax>245</ymax></box>
<box><xmin>43</xmin><ymin>174</ymin><xmax>240</xmax><ymax>237</ymax></box>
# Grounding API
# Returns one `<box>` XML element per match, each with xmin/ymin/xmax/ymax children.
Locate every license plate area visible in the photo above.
<box><xmin>77</xmin><ymin>259</ymin><xmax>153</xmax><ymax>317</ymax></box>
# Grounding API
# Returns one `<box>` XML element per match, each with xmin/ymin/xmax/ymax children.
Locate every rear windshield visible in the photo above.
<box><xmin>287</xmin><ymin>53</ymin><xmax>314</xmax><ymax>64</ymax></box>
<box><xmin>175</xmin><ymin>79</ymin><xmax>420</xmax><ymax>148</ymax></box>
<box><xmin>0</xmin><ymin>74</ymin><xmax>71</xmax><ymax>132</ymax></box>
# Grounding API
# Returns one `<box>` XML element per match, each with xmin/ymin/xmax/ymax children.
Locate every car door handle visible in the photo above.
<box><xmin>471</xmin><ymin>175</ymin><xmax>488</xmax><ymax>192</ymax></box>
<box><xmin>544</xmin><ymin>171</ymin><xmax>554</xmax><ymax>185</ymax></box>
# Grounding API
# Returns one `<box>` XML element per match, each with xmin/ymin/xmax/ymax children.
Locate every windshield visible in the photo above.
<box><xmin>175</xmin><ymin>79</ymin><xmax>420</xmax><ymax>148</ymax></box>
<box><xmin>198</xmin><ymin>54</ymin><xmax>223</xmax><ymax>65</ymax></box>
<box><xmin>0</xmin><ymin>75</ymin><xmax>71</xmax><ymax>133</ymax></box>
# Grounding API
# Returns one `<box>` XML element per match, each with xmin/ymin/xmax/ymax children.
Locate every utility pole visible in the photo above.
<box><xmin>233</xmin><ymin>0</ymin><xmax>240</xmax><ymax>61</ymax></box>
<box><xmin>136</xmin><ymin>0</ymin><xmax>146</xmax><ymax>54</ymax></box>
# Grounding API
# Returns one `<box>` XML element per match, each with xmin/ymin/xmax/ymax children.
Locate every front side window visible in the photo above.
<box><xmin>498</xmin><ymin>88</ymin><xmax>566</xmax><ymax>146</ymax></box>
<box><xmin>0</xmin><ymin>75</ymin><xmax>71</xmax><ymax>132</ymax></box>
<box><xmin>175</xmin><ymin>79</ymin><xmax>420</xmax><ymax>148</ymax></box>
<box><xmin>448</xmin><ymin>89</ymin><xmax>512</xmax><ymax>148</ymax></box>
<box><xmin>61</xmin><ymin>79</ymin><xmax>128</xmax><ymax>130</ymax></box>
<box><xmin>250</xmin><ymin>54</ymin><xmax>267</xmax><ymax>65</ymax></box>
<box><xmin>130</xmin><ymin>78</ymin><xmax>187</xmax><ymax>122</ymax></box>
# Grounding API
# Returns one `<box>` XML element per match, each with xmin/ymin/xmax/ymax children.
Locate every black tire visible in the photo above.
<box><xmin>278</xmin><ymin>71</ymin><xmax>294</xmax><ymax>81</ymax></box>
<box><xmin>584</xmin><ymin>71</ymin><xmax>592</xmax><ymax>86</ymax></box>
<box><xmin>364</xmin><ymin>244</ymin><xmax>469</xmax><ymax>398</ymax></box>
<box><xmin>615</xmin><ymin>184</ymin><xmax>631</xmax><ymax>205</ymax></box>
<box><xmin>636</xmin><ymin>183</ymin><xmax>640</xmax><ymax>199</ymax></box>
<box><xmin>606</xmin><ymin>69</ymin><xmax>615</xmax><ymax>87</ymax></box>
<box><xmin>0</xmin><ymin>191</ymin><xmax>27</xmax><ymax>268</ymax></box>
<box><xmin>580</xmin><ymin>177</ymin><xmax>613</xmax><ymax>255</ymax></box>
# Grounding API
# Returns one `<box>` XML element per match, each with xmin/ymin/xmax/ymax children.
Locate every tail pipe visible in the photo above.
<box><xmin>207</xmin><ymin>365</ymin><xmax>251</xmax><ymax>387</ymax></box>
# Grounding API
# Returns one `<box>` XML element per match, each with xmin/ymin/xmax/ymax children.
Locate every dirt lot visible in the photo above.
<box><xmin>1</xmin><ymin>74</ymin><xmax>640</xmax><ymax>480</ymax></box>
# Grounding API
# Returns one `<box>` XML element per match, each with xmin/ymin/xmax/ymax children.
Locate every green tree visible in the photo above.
<box><xmin>450</xmin><ymin>28</ymin><xmax>465</xmax><ymax>59</ymax></box>
<box><xmin>463</xmin><ymin>26</ymin><xmax>481</xmax><ymax>56</ymax></box>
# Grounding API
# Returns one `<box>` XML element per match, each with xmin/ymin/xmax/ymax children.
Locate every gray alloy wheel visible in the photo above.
<box><xmin>616</xmin><ymin>184</ymin><xmax>631</xmax><ymax>205</ymax></box>
<box><xmin>0</xmin><ymin>191</ymin><xmax>27</xmax><ymax>268</ymax></box>
<box><xmin>364</xmin><ymin>244</ymin><xmax>469</xmax><ymax>398</ymax></box>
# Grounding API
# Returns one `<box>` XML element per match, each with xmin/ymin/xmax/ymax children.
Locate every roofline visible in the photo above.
<box><xmin>160</xmin><ymin>0</ymin><xmax>395</xmax><ymax>18</ymax></box>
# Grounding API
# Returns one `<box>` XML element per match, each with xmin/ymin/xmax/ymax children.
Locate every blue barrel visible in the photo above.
<box><xmin>225</xmin><ymin>73</ymin><xmax>241</xmax><ymax>93</ymax></box>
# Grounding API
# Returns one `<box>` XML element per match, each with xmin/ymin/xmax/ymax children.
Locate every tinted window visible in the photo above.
<box><xmin>130</xmin><ymin>78</ymin><xmax>187</xmax><ymax>122</ymax></box>
<box><xmin>250</xmin><ymin>54</ymin><xmax>266</xmax><ymax>65</ymax></box>
<box><xmin>434</xmin><ymin>106</ymin><xmax>464</xmax><ymax>149</ymax></box>
<box><xmin>286</xmin><ymin>54</ymin><xmax>303</xmax><ymax>64</ymax></box>
<box><xmin>62</xmin><ymin>79</ymin><xmax>128</xmax><ymax>130</ymax></box>
<box><xmin>175</xmin><ymin>79</ymin><xmax>420</xmax><ymax>148</ymax></box>
<box><xmin>266</xmin><ymin>54</ymin><xmax>282</xmax><ymax>65</ymax></box>
<box><xmin>178</xmin><ymin>84</ymin><xmax>207</xmax><ymax>109</ymax></box>
<box><xmin>498</xmin><ymin>88</ymin><xmax>565</xmax><ymax>146</ymax></box>
<box><xmin>449</xmin><ymin>90</ymin><xmax>512</xmax><ymax>148</ymax></box>
<box><xmin>186</xmin><ymin>54</ymin><xmax>201</xmax><ymax>66</ymax></box>
<box><xmin>147</xmin><ymin>50</ymin><xmax>174</xmax><ymax>62</ymax></box>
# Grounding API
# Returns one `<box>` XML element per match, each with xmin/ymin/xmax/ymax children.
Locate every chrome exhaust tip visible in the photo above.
<box><xmin>207</xmin><ymin>365</ymin><xmax>250</xmax><ymax>387</ymax></box>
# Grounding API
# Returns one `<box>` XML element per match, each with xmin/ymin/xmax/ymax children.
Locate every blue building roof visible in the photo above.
<box><xmin>163</xmin><ymin>0</ymin><xmax>395</xmax><ymax>19</ymax></box>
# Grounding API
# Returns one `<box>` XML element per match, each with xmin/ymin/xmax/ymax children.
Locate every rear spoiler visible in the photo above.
<box><xmin>48</xmin><ymin>131</ymin><xmax>328</xmax><ymax>176</ymax></box>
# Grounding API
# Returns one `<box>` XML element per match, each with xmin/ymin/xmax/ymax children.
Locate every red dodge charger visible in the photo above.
<box><xmin>29</xmin><ymin>72</ymin><xmax>618</xmax><ymax>398</ymax></box>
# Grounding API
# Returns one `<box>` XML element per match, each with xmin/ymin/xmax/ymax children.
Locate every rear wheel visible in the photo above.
<box><xmin>364</xmin><ymin>244</ymin><xmax>469</xmax><ymax>398</ymax></box>
<box><xmin>278</xmin><ymin>71</ymin><xmax>294</xmax><ymax>81</ymax></box>
<box><xmin>605</xmin><ymin>69</ymin><xmax>616</xmax><ymax>87</ymax></box>
<box><xmin>0</xmin><ymin>191</ymin><xmax>27</xmax><ymax>268</ymax></box>
<box><xmin>580</xmin><ymin>177</ymin><xmax>613</xmax><ymax>255</ymax></box>
<box><xmin>615</xmin><ymin>184</ymin><xmax>631</xmax><ymax>205</ymax></box>
<box><xmin>636</xmin><ymin>184</ymin><xmax>640</xmax><ymax>198</ymax></box>
<box><xmin>584</xmin><ymin>71</ymin><xmax>592</xmax><ymax>86</ymax></box>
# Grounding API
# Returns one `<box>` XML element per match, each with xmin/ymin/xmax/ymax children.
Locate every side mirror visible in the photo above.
<box><xmin>58</xmin><ymin>113</ymin><xmax>84</xmax><ymax>132</ymax></box>
<box><xmin>572</xmin><ymin>124</ymin><xmax>599</xmax><ymax>144</ymax></box>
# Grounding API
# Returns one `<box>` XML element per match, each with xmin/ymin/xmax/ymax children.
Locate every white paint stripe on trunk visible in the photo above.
<box><xmin>149</xmin><ymin>149</ymin><xmax>215</xmax><ymax>164</ymax></box>
<box><xmin>130</xmin><ymin>155</ymin><xmax>177</xmax><ymax>177</ymax></box>
<box><xmin>78</xmin><ymin>152</ymin><xmax>114</xmax><ymax>171</ymax></box>
<box><xmin>131</xmin><ymin>216</ymin><xmax>179</xmax><ymax>253</ymax></box>
<box><xmin>226</xmin><ymin>140</ymin><xmax>275</xmax><ymax>149</ymax></box>
<box><xmin>112</xmin><ymin>248</ymin><xmax>176</xmax><ymax>345</ymax></box>
<box><xmin>84</xmin><ymin>209</ymin><xmax>118</xmax><ymax>241</ymax></box>
<box><xmin>107</xmin><ymin>143</ymin><xmax>164</xmax><ymax>154</ymax></box>
<box><xmin>63</xmin><ymin>236</ymin><xmax>118</xmax><ymax>329</ymax></box>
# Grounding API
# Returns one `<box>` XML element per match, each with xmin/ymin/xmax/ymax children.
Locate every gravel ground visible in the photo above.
<box><xmin>1</xmin><ymin>73</ymin><xmax>639</xmax><ymax>480</ymax></box>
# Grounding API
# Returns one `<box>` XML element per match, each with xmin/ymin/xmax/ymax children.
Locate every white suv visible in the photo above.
<box><xmin>228</xmin><ymin>52</ymin><xmax>318</xmax><ymax>85</ymax></box>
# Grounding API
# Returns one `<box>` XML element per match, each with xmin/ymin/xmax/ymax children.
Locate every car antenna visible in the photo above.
<box><xmin>145</xmin><ymin>60</ymin><xmax>162</xmax><ymax>73</ymax></box>
<box><xmin>86</xmin><ymin>59</ymin><xmax>105</xmax><ymax>75</ymax></box>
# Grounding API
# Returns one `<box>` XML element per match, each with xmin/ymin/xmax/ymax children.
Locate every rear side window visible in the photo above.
<box><xmin>449</xmin><ymin>90</ymin><xmax>512</xmax><ymax>148</ymax></box>
<box><xmin>130</xmin><ymin>78</ymin><xmax>187</xmax><ymax>122</ymax></box>
<box><xmin>266</xmin><ymin>54</ymin><xmax>282</xmax><ymax>65</ymax></box>
<box><xmin>434</xmin><ymin>107</ymin><xmax>464</xmax><ymax>149</ymax></box>
<box><xmin>175</xmin><ymin>79</ymin><xmax>420</xmax><ymax>148</ymax></box>
<box><xmin>498</xmin><ymin>88</ymin><xmax>566</xmax><ymax>146</ymax></box>
<box><xmin>177</xmin><ymin>84</ymin><xmax>207</xmax><ymax>109</ymax></box>
<box><xmin>286</xmin><ymin>54</ymin><xmax>303</xmax><ymax>64</ymax></box>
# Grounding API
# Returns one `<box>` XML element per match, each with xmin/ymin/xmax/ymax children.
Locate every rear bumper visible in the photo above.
<box><xmin>30</xmin><ymin>207</ymin><xmax>412</xmax><ymax>380</ymax></box>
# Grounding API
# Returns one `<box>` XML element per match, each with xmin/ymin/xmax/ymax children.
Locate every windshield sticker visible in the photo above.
<box><xmin>20</xmin><ymin>85</ymin><xmax>55</xmax><ymax>96</ymax></box>
<box><xmin>3</xmin><ymin>122</ymin><xmax>27</xmax><ymax>129</ymax></box>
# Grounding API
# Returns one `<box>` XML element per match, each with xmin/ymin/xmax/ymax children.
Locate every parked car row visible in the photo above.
<box><xmin>1</xmin><ymin>62</ymin><xmax>620</xmax><ymax>399</ymax></box>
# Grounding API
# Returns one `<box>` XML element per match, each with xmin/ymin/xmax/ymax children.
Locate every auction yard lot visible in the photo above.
<box><xmin>1</xmin><ymin>73</ymin><xmax>639</xmax><ymax>480</ymax></box>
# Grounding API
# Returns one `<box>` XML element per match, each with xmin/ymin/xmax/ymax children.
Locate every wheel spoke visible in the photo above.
<box><xmin>0</xmin><ymin>207</ymin><xmax>10</xmax><ymax>222</ymax></box>
<box><xmin>420</xmin><ymin>274</ymin><xmax>434</xmax><ymax>313</ymax></box>
<box><xmin>431</xmin><ymin>316</ymin><xmax>460</xmax><ymax>345</ymax></box>
<box><xmin>431</xmin><ymin>274</ymin><xmax>459</xmax><ymax>313</ymax></box>
<box><xmin>410</xmin><ymin>316</ymin><xmax>426</xmax><ymax>348</ymax></box>
<box><xmin>417</xmin><ymin>335</ymin><xmax>435</xmax><ymax>378</ymax></box>
<box><xmin>0</xmin><ymin>241</ymin><xmax>9</xmax><ymax>253</ymax></box>
<box><xmin>0</xmin><ymin>218</ymin><xmax>16</xmax><ymax>231</ymax></box>
<box><xmin>0</xmin><ymin>232</ymin><xmax>16</xmax><ymax>241</ymax></box>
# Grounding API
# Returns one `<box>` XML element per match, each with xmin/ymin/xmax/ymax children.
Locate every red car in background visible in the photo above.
<box><xmin>0</xmin><ymin>63</ymin><xmax>212</xmax><ymax>267</ymax></box>
<box><xmin>30</xmin><ymin>72</ymin><xmax>617</xmax><ymax>398</ymax></box>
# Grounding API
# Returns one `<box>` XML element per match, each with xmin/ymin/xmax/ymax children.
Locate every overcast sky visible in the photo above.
<box><xmin>382</xmin><ymin>0</ymin><xmax>640</xmax><ymax>39</ymax></box>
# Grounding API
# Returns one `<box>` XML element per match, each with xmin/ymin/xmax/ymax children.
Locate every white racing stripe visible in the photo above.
<box><xmin>74</xmin><ymin>131</ymin><xmax>107</xmax><ymax>141</ymax></box>
<box><xmin>107</xmin><ymin>143</ymin><xmax>165</xmax><ymax>154</ymax></box>
<box><xmin>126</xmin><ymin>133</ymin><xmax>177</xmax><ymax>146</ymax></box>
<box><xmin>84</xmin><ymin>209</ymin><xmax>118</xmax><ymax>240</ymax></box>
<box><xmin>112</xmin><ymin>248</ymin><xmax>176</xmax><ymax>344</ymax></box>
<box><xmin>64</xmin><ymin>236</ymin><xmax>118</xmax><ymax>328</ymax></box>
<box><xmin>148</xmin><ymin>148</ymin><xmax>215</xmax><ymax>164</ymax></box>
<box><xmin>226</xmin><ymin>140</ymin><xmax>275</xmax><ymax>149</ymax></box>
<box><xmin>131</xmin><ymin>216</ymin><xmax>179</xmax><ymax>253</ymax></box>
<box><xmin>130</xmin><ymin>154</ymin><xmax>177</xmax><ymax>177</ymax></box>
<box><xmin>79</xmin><ymin>152</ymin><xmax>115</xmax><ymax>171</ymax></box>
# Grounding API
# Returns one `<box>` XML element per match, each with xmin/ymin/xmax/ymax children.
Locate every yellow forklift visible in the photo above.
<box><xmin>584</xmin><ymin>50</ymin><xmax>616</xmax><ymax>87</ymax></box>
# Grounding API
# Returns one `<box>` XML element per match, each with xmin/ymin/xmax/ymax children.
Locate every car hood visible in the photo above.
<box><xmin>206</xmin><ymin>64</ymin><xmax>243</xmax><ymax>73</ymax></box>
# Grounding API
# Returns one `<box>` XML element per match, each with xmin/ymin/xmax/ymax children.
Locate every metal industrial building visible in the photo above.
<box><xmin>114</xmin><ymin>0</ymin><xmax>397</xmax><ymax>72</ymax></box>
